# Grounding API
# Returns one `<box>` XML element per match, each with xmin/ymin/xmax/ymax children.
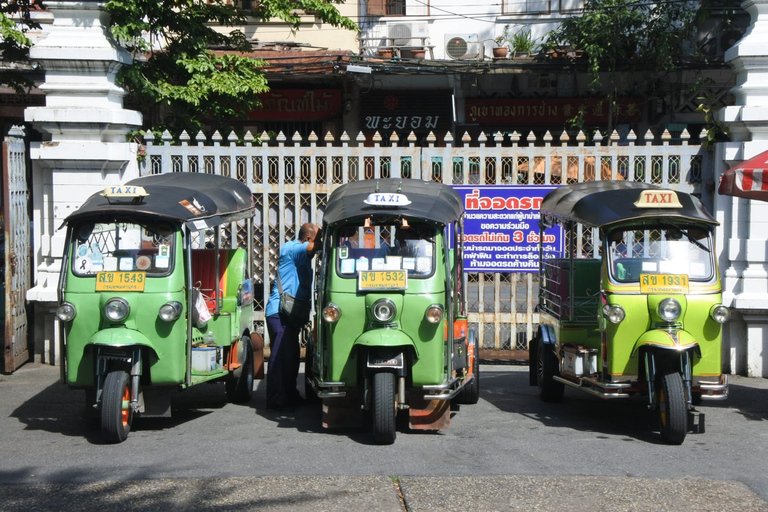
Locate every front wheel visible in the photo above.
<box><xmin>454</xmin><ymin>330</ymin><xmax>480</xmax><ymax>405</ymax></box>
<box><xmin>101</xmin><ymin>369</ymin><xmax>133</xmax><ymax>444</ymax></box>
<box><xmin>226</xmin><ymin>336</ymin><xmax>254</xmax><ymax>403</ymax></box>
<box><xmin>537</xmin><ymin>340</ymin><xmax>564</xmax><ymax>402</ymax></box>
<box><xmin>656</xmin><ymin>371</ymin><xmax>687</xmax><ymax>445</ymax></box>
<box><xmin>372</xmin><ymin>372</ymin><xmax>396</xmax><ymax>445</ymax></box>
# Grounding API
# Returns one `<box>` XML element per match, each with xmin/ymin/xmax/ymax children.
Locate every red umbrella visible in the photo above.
<box><xmin>719</xmin><ymin>149</ymin><xmax>768</xmax><ymax>201</ymax></box>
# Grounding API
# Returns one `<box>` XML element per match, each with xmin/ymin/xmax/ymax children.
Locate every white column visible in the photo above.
<box><xmin>716</xmin><ymin>0</ymin><xmax>768</xmax><ymax>377</ymax></box>
<box><xmin>23</xmin><ymin>0</ymin><xmax>142</xmax><ymax>363</ymax></box>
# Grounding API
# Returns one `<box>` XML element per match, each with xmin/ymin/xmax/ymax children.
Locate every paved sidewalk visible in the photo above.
<box><xmin>0</xmin><ymin>474</ymin><xmax>766</xmax><ymax>511</ymax></box>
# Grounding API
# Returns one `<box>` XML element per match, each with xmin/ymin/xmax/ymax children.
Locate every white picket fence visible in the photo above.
<box><xmin>141</xmin><ymin>128</ymin><xmax>708</xmax><ymax>355</ymax></box>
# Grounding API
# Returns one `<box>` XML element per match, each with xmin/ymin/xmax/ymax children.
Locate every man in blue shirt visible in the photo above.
<box><xmin>265</xmin><ymin>223</ymin><xmax>322</xmax><ymax>412</ymax></box>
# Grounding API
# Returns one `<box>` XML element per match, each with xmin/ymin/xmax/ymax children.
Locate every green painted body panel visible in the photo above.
<box><xmin>321</xmin><ymin>236</ymin><xmax>448</xmax><ymax>388</ymax></box>
<box><xmin>64</xmin><ymin>236</ymin><xmax>252</xmax><ymax>388</ymax></box>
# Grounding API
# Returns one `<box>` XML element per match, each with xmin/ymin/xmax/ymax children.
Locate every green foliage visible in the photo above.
<box><xmin>547</xmin><ymin>0</ymin><xmax>701</xmax><ymax>87</ymax></box>
<box><xmin>106</xmin><ymin>0</ymin><xmax>358</xmax><ymax>134</ymax></box>
<box><xmin>0</xmin><ymin>0</ymin><xmax>41</xmax><ymax>93</ymax></box>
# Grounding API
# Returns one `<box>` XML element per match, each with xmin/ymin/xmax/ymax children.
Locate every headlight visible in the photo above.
<box><xmin>602</xmin><ymin>304</ymin><xmax>625</xmax><ymax>324</ymax></box>
<box><xmin>322</xmin><ymin>303</ymin><xmax>342</xmax><ymax>323</ymax></box>
<box><xmin>158</xmin><ymin>301</ymin><xmax>183</xmax><ymax>322</ymax></box>
<box><xmin>710</xmin><ymin>304</ymin><xmax>730</xmax><ymax>324</ymax></box>
<box><xmin>425</xmin><ymin>304</ymin><xmax>443</xmax><ymax>324</ymax></box>
<box><xmin>57</xmin><ymin>302</ymin><xmax>77</xmax><ymax>322</ymax></box>
<box><xmin>371</xmin><ymin>298</ymin><xmax>396</xmax><ymax>322</ymax></box>
<box><xmin>658</xmin><ymin>298</ymin><xmax>681</xmax><ymax>322</ymax></box>
<box><xmin>104</xmin><ymin>298</ymin><xmax>130</xmax><ymax>322</ymax></box>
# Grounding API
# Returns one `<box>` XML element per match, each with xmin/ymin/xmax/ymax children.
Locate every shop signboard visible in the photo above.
<box><xmin>248</xmin><ymin>89</ymin><xmax>343</xmax><ymax>121</ymax></box>
<box><xmin>453</xmin><ymin>185</ymin><xmax>562</xmax><ymax>273</ymax></box>
<box><xmin>465</xmin><ymin>97</ymin><xmax>644</xmax><ymax>126</ymax></box>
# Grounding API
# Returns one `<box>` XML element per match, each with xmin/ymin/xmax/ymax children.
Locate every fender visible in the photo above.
<box><xmin>539</xmin><ymin>324</ymin><xmax>558</xmax><ymax>346</ymax></box>
<box><xmin>631</xmin><ymin>329</ymin><xmax>699</xmax><ymax>356</ymax></box>
<box><xmin>354</xmin><ymin>329</ymin><xmax>418</xmax><ymax>358</ymax></box>
<box><xmin>89</xmin><ymin>328</ymin><xmax>161</xmax><ymax>359</ymax></box>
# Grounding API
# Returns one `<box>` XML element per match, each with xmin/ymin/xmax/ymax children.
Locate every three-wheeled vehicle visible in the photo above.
<box><xmin>307</xmin><ymin>178</ymin><xmax>479</xmax><ymax>444</ymax></box>
<box><xmin>529</xmin><ymin>181</ymin><xmax>730</xmax><ymax>444</ymax></box>
<box><xmin>57</xmin><ymin>173</ymin><xmax>264</xmax><ymax>443</ymax></box>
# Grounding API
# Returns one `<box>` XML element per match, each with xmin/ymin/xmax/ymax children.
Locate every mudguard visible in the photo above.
<box><xmin>354</xmin><ymin>329</ymin><xmax>418</xmax><ymax>358</ymax></box>
<box><xmin>539</xmin><ymin>324</ymin><xmax>558</xmax><ymax>346</ymax></box>
<box><xmin>89</xmin><ymin>329</ymin><xmax>160</xmax><ymax>358</ymax></box>
<box><xmin>631</xmin><ymin>329</ymin><xmax>699</xmax><ymax>356</ymax></box>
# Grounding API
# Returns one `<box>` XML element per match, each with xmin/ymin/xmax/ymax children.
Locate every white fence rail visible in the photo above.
<box><xmin>142</xmin><ymin>128</ymin><xmax>708</xmax><ymax>355</ymax></box>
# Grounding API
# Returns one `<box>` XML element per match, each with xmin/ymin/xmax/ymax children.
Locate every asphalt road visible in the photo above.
<box><xmin>1</xmin><ymin>362</ymin><xmax>767</xmax><ymax>511</ymax></box>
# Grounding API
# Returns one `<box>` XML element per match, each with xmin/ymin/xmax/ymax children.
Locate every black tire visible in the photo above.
<box><xmin>101</xmin><ymin>369</ymin><xmax>133</xmax><ymax>444</ymax></box>
<box><xmin>537</xmin><ymin>340</ymin><xmax>564</xmax><ymax>402</ymax></box>
<box><xmin>528</xmin><ymin>337</ymin><xmax>539</xmax><ymax>386</ymax></box>
<box><xmin>372</xmin><ymin>371</ymin><xmax>396</xmax><ymax>445</ymax></box>
<box><xmin>454</xmin><ymin>331</ymin><xmax>480</xmax><ymax>405</ymax></box>
<box><xmin>304</xmin><ymin>343</ymin><xmax>320</xmax><ymax>404</ymax></box>
<box><xmin>656</xmin><ymin>371</ymin><xmax>687</xmax><ymax>445</ymax></box>
<box><xmin>227</xmin><ymin>336</ymin><xmax>254</xmax><ymax>403</ymax></box>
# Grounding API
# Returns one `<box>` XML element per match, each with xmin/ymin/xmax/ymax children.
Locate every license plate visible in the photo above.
<box><xmin>358</xmin><ymin>270</ymin><xmax>407</xmax><ymax>291</ymax></box>
<box><xmin>639</xmin><ymin>274</ymin><xmax>689</xmax><ymax>294</ymax></box>
<box><xmin>95</xmin><ymin>271</ymin><xmax>147</xmax><ymax>292</ymax></box>
<box><xmin>367</xmin><ymin>352</ymin><xmax>404</xmax><ymax>369</ymax></box>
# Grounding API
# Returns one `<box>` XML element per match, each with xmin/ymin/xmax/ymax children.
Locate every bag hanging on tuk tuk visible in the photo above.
<box><xmin>277</xmin><ymin>273</ymin><xmax>311</xmax><ymax>326</ymax></box>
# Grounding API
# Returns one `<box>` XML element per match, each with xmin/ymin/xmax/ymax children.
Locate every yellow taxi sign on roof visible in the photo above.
<box><xmin>634</xmin><ymin>189</ymin><xmax>682</xmax><ymax>208</ymax></box>
<box><xmin>101</xmin><ymin>185</ymin><xmax>149</xmax><ymax>204</ymax></box>
<box><xmin>101</xmin><ymin>185</ymin><xmax>149</xmax><ymax>198</ymax></box>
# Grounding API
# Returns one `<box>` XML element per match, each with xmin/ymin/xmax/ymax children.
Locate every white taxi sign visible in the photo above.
<box><xmin>634</xmin><ymin>189</ymin><xmax>682</xmax><ymax>208</ymax></box>
<box><xmin>363</xmin><ymin>192</ymin><xmax>411</xmax><ymax>207</ymax></box>
<box><xmin>101</xmin><ymin>185</ymin><xmax>149</xmax><ymax>199</ymax></box>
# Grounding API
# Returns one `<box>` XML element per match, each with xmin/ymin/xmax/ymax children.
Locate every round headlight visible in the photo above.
<box><xmin>159</xmin><ymin>301</ymin><xmax>183</xmax><ymax>322</ymax></box>
<box><xmin>104</xmin><ymin>298</ymin><xmax>130</xmax><ymax>322</ymax></box>
<box><xmin>710</xmin><ymin>304</ymin><xmax>730</xmax><ymax>324</ymax></box>
<box><xmin>322</xmin><ymin>303</ymin><xmax>342</xmax><ymax>323</ymax></box>
<box><xmin>425</xmin><ymin>304</ymin><xmax>443</xmax><ymax>324</ymax></box>
<box><xmin>57</xmin><ymin>302</ymin><xmax>77</xmax><ymax>322</ymax></box>
<box><xmin>658</xmin><ymin>298</ymin><xmax>682</xmax><ymax>322</ymax></box>
<box><xmin>602</xmin><ymin>304</ymin><xmax>625</xmax><ymax>324</ymax></box>
<box><xmin>371</xmin><ymin>298</ymin><xmax>396</xmax><ymax>322</ymax></box>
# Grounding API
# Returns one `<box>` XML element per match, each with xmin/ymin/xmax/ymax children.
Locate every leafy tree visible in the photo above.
<box><xmin>0</xmin><ymin>0</ymin><xmax>42</xmax><ymax>93</ymax></box>
<box><xmin>106</xmin><ymin>0</ymin><xmax>358</xmax><ymax>134</ymax></box>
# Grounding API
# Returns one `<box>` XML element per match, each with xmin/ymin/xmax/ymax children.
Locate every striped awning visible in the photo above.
<box><xmin>719</xmin><ymin>149</ymin><xmax>768</xmax><ymax>202</ymax></box>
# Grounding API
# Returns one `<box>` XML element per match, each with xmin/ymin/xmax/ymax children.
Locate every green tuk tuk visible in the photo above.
<box><xmin>57</xmin><ymin>172</ymin><xmax>263</xmax><ymax>443</ymax></box>
<box><xmin>530</xmin><ymin>181</ymin><xmax>729</xmax><ymax>444</ymax></box>
<box><xmin>307</xmin><ymin>178</ymin><xmax>479</xmax><ymax>444</ymax></box>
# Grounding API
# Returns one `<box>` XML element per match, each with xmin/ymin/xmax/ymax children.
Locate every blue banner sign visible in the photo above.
<box><xmin>453</xmin><ymin>185</ymin><xmax>563</xmax><ymax>273</ymax></box>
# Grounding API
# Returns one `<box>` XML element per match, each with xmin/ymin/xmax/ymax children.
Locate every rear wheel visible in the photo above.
<box><xmin>656</xmin><ymin>371</ymin><xmax>687</xmax><ymax>445</ymax></box>
<box><xmin>101</xmin><ymin>369</ymin><xmax>133</xmax><ymax>444</ymax></box>
<box><xmin>226</xmin><ymin>336</ymin><xmax>254</xmax><ymax>403</ymax></box>
<box><xmin>304</xmin><ymin>343</ymin><xmax>319</xmax><ymax>404</ymax></box>
<box><xmin>537</xmin><ymin>340</ymin><xmax>564</xmax><ymax>402</ymax></box>
<box><xmin>372</xmin><ymin>372</ymin><xmax>396</xmax><ymax>445</ymax></box>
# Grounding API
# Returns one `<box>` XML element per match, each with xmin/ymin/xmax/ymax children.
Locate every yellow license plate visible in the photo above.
<box><xmin>95</xmin><ymin>272</ymin><xmax>147</xmax><ymax>292</ymax></box>
<box><xmin>639</xmin><ymin>274</ymin><xmax>689</xmax><ymax>294</ymax></box>
<box><xmin>358</xmin><ymin>270</ymin><xmax>407</xmax><ymax>291</ymax></box>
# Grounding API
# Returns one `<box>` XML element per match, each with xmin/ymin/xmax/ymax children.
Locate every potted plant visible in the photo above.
<box><xmin>511</xmin><ymin>29</ymin><xmax>536</xmax><ymax>58</ymax></box>
<box><xmin>493</xmin><ymin>25</ymin><xmax>511</xmax><ymax>59</ymax></box>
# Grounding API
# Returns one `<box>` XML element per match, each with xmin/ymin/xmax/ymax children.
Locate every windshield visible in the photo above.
<box><xmin>71</xmin><ymin>220</ymin><xmax>175</xmax><ymax>277</ymax></box>
<box><xmin>335</xmin><ymin>223</ymin><xmax>435</xmax><ymax>277</ymax></box>
<box><xmin>608</xmin><ymin>227</ymin><xmax>714</xmax><ymax>282</ymax></box>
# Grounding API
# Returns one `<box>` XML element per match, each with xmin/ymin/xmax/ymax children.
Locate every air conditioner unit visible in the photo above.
<box><xmin>388</xmin><ymin>22</ymin><xmax>428</xmax><ymax>47</ymax></box>
<box><xmin>444</xmin><ymin>34</ymin><xmax>481</xmax><ymax>60</ymax></box>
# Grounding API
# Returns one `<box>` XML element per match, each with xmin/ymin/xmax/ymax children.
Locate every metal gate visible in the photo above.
<box><xmin>2</xmin><ymin>126</ymin><xmax>30</xmax><ymax>373</ymax></box>
<box><xmin>143</xmin><ymin>129</ymin><xmax>706</xmax><ymax>358</ymax></box>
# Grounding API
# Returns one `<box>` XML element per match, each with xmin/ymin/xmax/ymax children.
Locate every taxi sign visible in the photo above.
<box><xmin>634</xmin><ymin>189</ymin><xmax>682</xmax><ymax>208</ymax></box>
<box><xmin>96</xmin><ymin>271</ymin><xmax>147</xmax><ymax>292</ymax></box>
<box><xmin>101</xmin><ymin>185</ymin><xmax>149</xmax><ymax>204</ymax></box>
<box><xmin>363</xmin><ymin>192</ymin><xmax>411</xmax><ymax>207</ymax></box>
<box><xmin>358</xmin><ymin>270</ymin><xmax>407</xmax><ymax>291</ymax></box>
<box><xmin>639</xmin><ymin>274</ymin><xmax>689</xmax><ymax>294</ymax></box>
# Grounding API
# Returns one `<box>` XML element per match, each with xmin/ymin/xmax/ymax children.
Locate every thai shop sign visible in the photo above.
<box><xmin>465</xmin><ymin>97</ymin><xmax>644</xmax><ymax>125</ymax></box>
<box><xmin>453</xmin><ymin>186</ymin><xmax>563</xmax><ymax>273</ymax></box>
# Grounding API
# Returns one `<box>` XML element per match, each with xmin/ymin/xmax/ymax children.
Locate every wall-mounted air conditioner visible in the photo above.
<box><xmin>444</xmin><ymin>34</ymin><xmax>482</xmax><ymax>60</ymax></box>
<box><xmin>388</xmin><ymin>22</ymin><xmax>428</xmax><ymax>47</ymax></box>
